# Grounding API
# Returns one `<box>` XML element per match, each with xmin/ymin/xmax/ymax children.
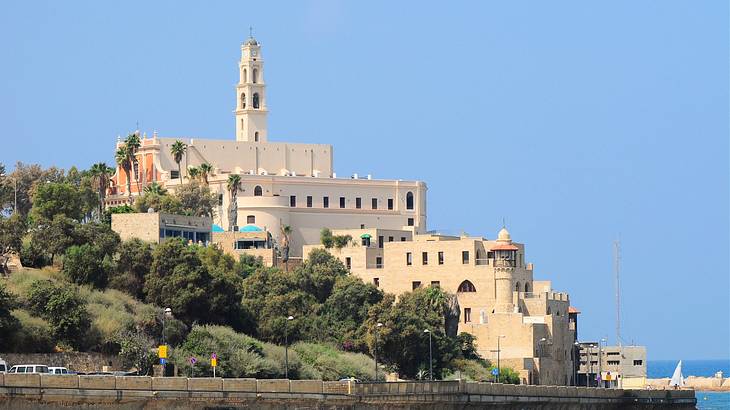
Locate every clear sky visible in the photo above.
<box><xmin>1</xmin><ymin>1</ymin><xmax>728</xmax><ymax>360</ymax></box>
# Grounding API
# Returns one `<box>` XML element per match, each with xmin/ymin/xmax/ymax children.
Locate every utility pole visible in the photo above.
<box><xmin>613</xmin><ymin>240</ymin><xmax>623</xmax><ymax>347</ymax></box>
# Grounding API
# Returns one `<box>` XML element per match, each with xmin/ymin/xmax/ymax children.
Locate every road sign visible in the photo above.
<box><xmin>190</xmin><ymin>357</ymin><xmax>197</xmax><ymax>365</ymax></box>
<box><xmin>211</xmin><ymin>353</ymin><xmax>217</xmax><ymax>367</ymax></box>
<box><xmin>158</xmin><ymin>345</ymin><xmax>168</xmax><ymax>359</ymax></box>
<box><xmin>491</xmin><ymin>368</ymin><xmax>499</xmax><ymax>376</ymax></box>
<box><xmin>160</xmin><ymin>358</ymin><xmax>167</xmax><ymax>365</ymax></box>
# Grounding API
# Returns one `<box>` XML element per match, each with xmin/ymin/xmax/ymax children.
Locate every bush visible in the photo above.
<box><xmin>292</xmin><ymin>342</ymin><xmax>376</xmax><ymax>381</ymax></box>
<box><xmin>116</xmin><ymin>328</ymin><xmax>156</xmax><ymax>375</ymax></box>
<box><xmin>0</xmin><ymin>282</ymin><xmax>20</xmax><ymax>350</ymax></box>
<box><xmin>63</xmin><ymin>244</ymin><xmax>113</xmax><ymax>288</ymax></box>
<box><xmin>109</xmin><ymin>238</ymin><xmax>152</xmax><ymax>298</ymax></box>
<box><xmin>20</xmin><ymin>240</ymin><xmax>51</xmax><ymax>268</ymax></box>
<box><xmin>7</xmin><ymin>309</ymin><xmax>55</xmax><ymax>352</ymax></box>
<box><xmin>26</xmin><ymin>280</ymin><xmax>91</xmax><ymax>350</ymax></box>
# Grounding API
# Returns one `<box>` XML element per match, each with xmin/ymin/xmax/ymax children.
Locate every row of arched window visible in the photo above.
<box><xmin>240</xmin><ymin>93</ymin><xmax>261</xmax><ymax>109</ymax></box>
<box><xmin>456</xmin><ymin>280</ymin><xmax>532</xmax><ymax>293</ymax></box>
<box><xmin>242</xmin><ymin>68</ymin><xmax>258</xmax><ymax>84</ymax></box>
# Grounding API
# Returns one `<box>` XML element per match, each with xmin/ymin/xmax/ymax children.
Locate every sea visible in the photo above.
<box><xmin>648</xmin><ymin>360</ymin><xmax>730</xmax><ymax>410</ymax></box>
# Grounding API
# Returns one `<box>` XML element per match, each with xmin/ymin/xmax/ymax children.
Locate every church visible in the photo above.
<box><xmin>107</xmin><ymin>35</ymin><xmax>426</xmax><ymax>259</ymax></box>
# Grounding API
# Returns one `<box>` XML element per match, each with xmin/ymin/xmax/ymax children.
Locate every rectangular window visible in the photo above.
<box><xmin>170</xmin><ymin>170</ymin><xmax>179</xmax><ymax>179</ymax></box>
<box><xmin>247</xmin><ymin>215</ymin><xmax>255</xmax><ymax>224</ymax></box>
<box><xmin>438</xmin><ymin>251</ymin><xmax>444</xmax><ymax>265</ymax></box>
<box><xmin>431</xmin><ymin>281</ymin><xmax>440</xmax><ymax>288</ymax></box>
<box><xmin>306</xmin><ymin>196</ymin><xmax>313</xmax><ymax>207</ymax></box>
<box><xmin>389</xmin><ymin>236</ymin><xmax>394</xmax><ymax>242</ymax></box>
<box><xmin>607</xmin><ymin>360</ymin><xmax>620</xmax><ymax>366</ymax></box>
<box><xmin>372</xmin><ymin>198</ymin><xmax>378</xmax><ymax>209</ymax></box>
<box><xmin>633</xmin><ymin>360</ymin><xmax>643</xmax><ymax>366</ymax></box>
<box><xmin>378</xmin><ymin>235</ymin><xmax>384</xmax><ymax>248</ymax></box>
<box><xmin>464</xmin><ymin>308</ymin><xmax>471</xmax><ymax>323</ymax></box>
<box><xmin>422</xmin><ymin>252</ymin><xmax>428</xmax><ymax>265</ymax></box>
<box><xmin>406</xmin><ymin>252</ymin><xmax>412</xmax><ymax>266</ymax></box>
<box><xmin>345</xmin><ymin>257</ymin><xmax>351</xmax><ymax>269</ymax></box>
<box><xmin>218</xmin><ymin>194</ymin><xmax>223</xmax><ymax>206</ymax></box>
<box><xmin>412</xmin><ymin>281</ymin><xmax>421</xmax><ymax>290</ymax></box>
<box><xmin>356</xmin><ymin>197</ymin><xmax>362</xmax><ymax>209</ymax></box>
<box><xmin>323</xmin><ymin>196</ymin><xmax>329</xmax><ymax>208</ymax></box>
<box><xmin>407</xmin><ymin>217</ymin><xmax>414</xmax><ymax>226</ymax></box>
<box><xmin>387</xmin><ymin>198</ymin><xmax>394</xmax><ymax>210</ymax></box>
<box><xmin>376</xmin><ymin>256</ymin><xmax>383</xmax><ymax>268</ymax></box>
<box><xmin>401</xmin><ymin>237</ymin><xmax>406</xmax><ymax>242</ymax></box>
<box><xmin>373</xmin><ymin>278</ymin><xmax>380</xmax><ymax>287</ymax></box>
<box><xmin>290</xmin><ymin>195</ymin><xmax>296</xmax><ymax>207</ymax></box>
<box><xmin>340</xmin><ymin>197</ymin><xmax>346</xmax><ymax>208</ymax></box>
<box><xmin>462</xmin><ymin>251</ymin><xmax>470</xmax><ymax>264</ymax></box>
<box><xmin>360</xmin><ymin>224</ymin><xmax>365</xmax><ymax>229</ymax></box>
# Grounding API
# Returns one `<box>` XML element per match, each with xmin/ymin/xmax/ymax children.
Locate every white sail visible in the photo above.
<box><xmin>669</xmin><ymin>360</ymin><xmax>685</xmax><ymax>387</ymax></box>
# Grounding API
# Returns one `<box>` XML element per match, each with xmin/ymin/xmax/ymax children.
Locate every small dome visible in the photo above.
<box><xmin>497</xmin><ymin>227</ymin><xmax>511</xmax><ymax>242</ymax></box>
<box><xmin>245</xmin><ymin>37</ymin><xmax>259</xmax><ymax>46</ymax></box>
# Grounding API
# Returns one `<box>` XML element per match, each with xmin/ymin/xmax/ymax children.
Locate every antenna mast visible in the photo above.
<box><xmin>613</xmin><ymin>239</ymin><xmax>623</xmax><ymax>346</ymax></box>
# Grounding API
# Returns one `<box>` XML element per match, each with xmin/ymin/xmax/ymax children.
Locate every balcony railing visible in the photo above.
<box><xmin>475</xmin><ymin>258</ymin><xmax>490</xmax><ymax>266</ymax></box>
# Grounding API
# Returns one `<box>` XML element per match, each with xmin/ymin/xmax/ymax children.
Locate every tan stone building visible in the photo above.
<box><xmin>111</xmin><ymin>212</ymin><xmax>211</xmax><ymax>244</ymax></box>
<box><xmin>107</xmin><ymin>36</ymin><xmax>426</xmax><ymax>259</ymax></box>
<box><xmin>304</xmin><ymin>227</ymin><xmax>578</xmax><ymax>386</ymax></box>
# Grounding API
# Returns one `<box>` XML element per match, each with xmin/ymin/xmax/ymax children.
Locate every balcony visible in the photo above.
<box><xmin>475</xmin><ymin>258</ymin><xmax>490</xmax><ymax>266</ymax></box>
<box><xmin>494</xmin><ymin>259</ymin><xmax>516</xmax><ymax>268</ymax></box>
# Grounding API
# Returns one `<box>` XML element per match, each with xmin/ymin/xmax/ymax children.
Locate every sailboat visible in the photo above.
<box><xmin>669</xmin><ymin>360</ymin><xmax>685</xmax><ymax>388</ymax></box>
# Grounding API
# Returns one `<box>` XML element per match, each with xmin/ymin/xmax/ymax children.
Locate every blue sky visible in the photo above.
<box><xmin>1</xmin><ymin>1</ymin><xmax>728</xmax><ymax>360</ymax></box>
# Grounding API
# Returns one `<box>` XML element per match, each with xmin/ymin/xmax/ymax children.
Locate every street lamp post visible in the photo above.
<box><xmin>496</xmin><ymin>335</ymin><xmax>506</xmax><ymax>383</ymax></box>
<box><xmin>284</xmin><ymin>315</ymin><xmax>294</xmax><ymax>379</ymax></box>
<box><xmin>374</xmin><ymin>323</ymin><xmax>383</xmax><ymax>381</ymax></box>
<box><xmin>161</xmin><ymin>308</ymin><xmax>172</xmax><ymax>376</ymax></box>
<box><xmin>423</xmin><ymin>329</ymin><xmax>433</xmax><ymax>381</ymax></box>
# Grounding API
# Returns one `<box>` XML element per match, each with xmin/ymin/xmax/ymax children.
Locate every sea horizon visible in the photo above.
<box><xmin>648</xmin><ymin>359</ymin><xmax>730</xmax><ymax>379</ymax></box>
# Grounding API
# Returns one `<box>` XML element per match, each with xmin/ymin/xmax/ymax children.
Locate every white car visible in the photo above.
<box><xmin>0</xmin><ymin>358</ymin><xmax>7</xmax><ymax>374</ymax></box>
<box><xmin>48</xmin><ymin>367</ymin><xmax>70</xmax><ymax>375</ymax></box>
<box><xmin>8</xmin><ymin>364</ymin><xmax>49</xmax><ymax>374</ymax></box>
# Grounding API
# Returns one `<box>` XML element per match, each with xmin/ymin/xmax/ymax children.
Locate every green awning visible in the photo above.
<box><xmin>360</xmin><ymin>234</ymin><xmax>372</xmax><ymax>239</ymax></box>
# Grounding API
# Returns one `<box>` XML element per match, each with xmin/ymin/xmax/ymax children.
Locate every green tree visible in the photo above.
<box><xmin>320</xmin><ymin>228</ymin><xmax>334</xmax><ymax>248</ymax></box>
<box><xmin>292</xmin><ymin>249</ymin><xmax>348</xmax><ymax>303</ymax></box>
<box><xmin>109</xmin><ymin>238</ymin><xmax>153</xmax><ymax>299</ymax></box>
<box><xmin>170</xmin><ymin>140</ymin><xmax>187</xmax><ymax>184</ymax></box>
<box><xmin>30</xmin><ymin>182</ymin><xmax>83</xmax><ymax>221</ymax></box>
<box><xmin>116</xmin><ymin>328</ymin><xmax>156</xmax><ymax>375</ymax></box>
<box><xmin>27</xmin><ymin>280</ymin><xmax>91</xmax><ymax>349</ymax></box>
<box><xmin>143</xmin><ymin>182</ymin><xmax>166</xmax><ymax>195</ymax></box>
<box><xmin>368</xmin><ymin>288</ymin><xmax>460</xmax><ymax>379</ymax></box>
<box><xmin>31</xmin><ymin>215</ymin><xmax>76</xmax><ymax>264</ymax></box>
<box><xmin>226</xmin><ymin>174</ymin><xmax>241</xmax><ymax>230</ymax></box>
<box><xmin>174</xmin><ymin>181</ymin><xmax>217</xmax><ymax>217</ymax></box>
<box><xmin>0</xmin><ymin>214</ymin><xmax>26</xmax><ymax>273</ymax></box>
<box><xmin>62</xmin><ymin>244</ymin><xmax>113</xmax><ymax>288</ymax></box>
<box><xmin>73</xmin><ymin>222</ymin><xmax>120</xmax><ymax>257</ymax></box>
<box><xmin>89</xmin><ymin>162</ymin><xmax>115</xmax><ymax>219</ymax></box>
<box><xmin>187</xmin><ymin>166</ymin><xmax>200</xmax><ymax>182</ymax></box>
<box><xmin>0</xmin><ymin>282</ymin><xmax>20</xmax><ymax>350</ymax></box>
<box><xmin>234</xmin><ymin>254</ymin><xmax>264</xmax><ymax>279</ymax></box>
<box><xmin>134</xmin><ymin>190</ymin><xmax>183</xmax><ymax>214</ymax></box>
<box><xmin>3</xmin><ymin>162</ymin><xmax>65</xmax><ymax>217</ymax></box>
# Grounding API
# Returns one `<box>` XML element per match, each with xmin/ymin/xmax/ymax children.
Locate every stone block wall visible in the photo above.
<box><xmin>0</xmin><ymin>352</ymin><xmax>121</xmax><ymax>373</ymax></box>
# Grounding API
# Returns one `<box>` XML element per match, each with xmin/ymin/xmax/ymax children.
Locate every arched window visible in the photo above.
<box><xmin>547</xmin><ymin>307</ymin><xmax>552</xmax><ymax>315</ymax></box>
<box><xmin>524</xmin><ymin>282</ymin><xmax>530</xmax><ymax>292</ymax></box>
<box><xmin>253</xmin><ymin>93</ymin><xmax>260</xmax><ymax>109</ymax></box>
<box><xmin>406</xmin><ymin>191</ymin><xmax>414</xmax><ymax>210</ymax></box>
<box><xmin>240</xmin><ymin>93</ymin><xmax>246</xmax><ymax>109</ymax></box>
<box><xmin>457</xmin><ymin>280</ymin><xmax>476</xmax><ymax>293</ymax></box>
<box><xmin>254</xmin><ymin>131</ymin><xmax>259</xmax><ymax>142</ymax></box>
<box><xmin>247</xmin><ymin>215</ymin><xmax>255</xmax><ymax>224</ymax></box>
<box><xmin>515</xmin><ymin>282</ymin><xmax>521</xmax><ymax>292</ymax></box>
<box><xmin>254</xmin><ymin>185</ymin><xmax>263</xmax><ymax>196</ymax></box>
<box><xmin>243</xmin><ymin>68</ymin><xmax>247</xmax><ymax>83</ymax></box>
<box><xmin>253</xmin><ymin>68</ymin><xmax>258</xmax><ymax>83</ymax></box>
<box><xmin>240</xmin><ymin>119</ymin><xmax>244</xmax><ymax>130</ymax></box>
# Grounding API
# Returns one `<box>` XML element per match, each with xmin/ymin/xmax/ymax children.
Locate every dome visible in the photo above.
<box><xmin>497</xmin><ymin>227</ymin><xmax>511</xmax><ymax>242</ymax></box>
<box><xmin>245</xmin><ymin>37</ymin><xmax>259</xmax><ymax>46</ymax></box>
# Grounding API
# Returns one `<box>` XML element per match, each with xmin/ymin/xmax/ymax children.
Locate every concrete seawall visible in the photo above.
<box><xmin>0</xmin><ymin>374</ymin><xmax>696</xmax><ymax>409</ymax></box>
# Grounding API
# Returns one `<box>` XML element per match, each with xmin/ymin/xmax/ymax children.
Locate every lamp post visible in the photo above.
<box><xmin>374</xmin><ymin>323</ymin><xmax>383</xmax><ymax>381</ymax></box>
<box><xmin>161</xmin><ymin>308</ymin><xmax>172</xmax><ymax>376</ymax></box>
<box><xmin>423</xmin><ymin>329</ymin><xmax>433</xmax><ymax>381</ymax></box>
<box><xmin>284</xmin><ymin>315</ymin><xmax>294</xmax><ymax>379</ymax></box>
<box><xmin>496</xmin><ymin>335</ymin><xmax>506</xmax><ymax>383</ymax></box>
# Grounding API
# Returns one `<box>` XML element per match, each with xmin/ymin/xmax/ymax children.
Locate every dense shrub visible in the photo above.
<box><xmin>6</xmin><ymin>309</ymin><xmax>55</xmax><ymax>352</ymax></box>
<box><xmin>63</xmin><ymin>244</ymin><xmax>113</xmax><ymax>288</ymax></box>
<box><xmin>26</xmin><ymin>280</ymin><xmax>91</xmax><ymax>350</ymax></box>
<box><xmin>109</xmin><ymin>238</ymin><xmax>152</xmax><ymax>298</ymax></box>
<box><xmin>0</xmin><ymin>282</ymin><xmax>20</xmax><ymax>350</ymax></box>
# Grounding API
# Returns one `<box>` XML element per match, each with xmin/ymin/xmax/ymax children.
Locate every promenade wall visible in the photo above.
<box><xmin>0</xmin><ymin>374</ymin><xmax>696</xmax><ymax>409</ymax></box>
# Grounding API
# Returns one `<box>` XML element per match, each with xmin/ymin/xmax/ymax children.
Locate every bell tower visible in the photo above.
<box><xmin>235</xmin><ymin>32</ymin><xmax>268</xmax><ymax>142</ymax></box>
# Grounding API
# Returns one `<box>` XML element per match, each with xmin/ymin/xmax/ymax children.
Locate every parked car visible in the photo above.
<box><xmin>48</xmin><ymin>367</ymin><xmax>70</xmax><ymax>375</ymax></box>
<box><xmin>8</xmin><ymin>364</ymin><xmax>50</xmax><ymax>374</ymax></box>
<box><xmin>0</xmin><ymin>358</ymin><xmax>7</xmax><ymax>374</ymax></box>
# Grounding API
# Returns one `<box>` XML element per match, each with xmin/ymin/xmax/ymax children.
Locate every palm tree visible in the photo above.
<box><xmin>280</xmin><ymin>224</ymin><xmax>292</xmax><ymax>270</ymax></box>
<box><xmin>89</xmin><ymin>162</ymin><xmax>114</xmax><ymax>218</ymax></box>
<box><xmin>170</xmin><ymin>140</ymin><xmax>187</xmax><ymax>185</ymax></box>
<box><xmin>187</xmin><ymin>166</ymin><xmax>200</xmax><ymax>182</ymax></box>
<box><xmin>115</xmin><ymin>144</ymin><xmax>132</xmax><ymax>201</ymax></box>
<box><xmin>226</xmin><ymin>174</ymin><xmax>241</xmax><ymax>231</ymax></box>
<box><xmin>143</xmin><ymin>182</ymin><xmax>167</xmax><ymax>195</ymax></box>
<box><xmin>125</xmin><ymin>133</ymin><xmax>142</xmax><ymax>194</ymax></box>
<box><xmin>199</xmin><ymin>163</ymin><xmax>213</xmax><ymax>185</ymax></box>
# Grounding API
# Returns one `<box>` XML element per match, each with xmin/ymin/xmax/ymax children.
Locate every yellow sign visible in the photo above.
<box><xmin>158</xmin><ymin>345</ymin><xmax>168</xmax><ymax>359</ymax></box>
<box><xmin>211</xmin><ymin>358</ymin><xmax>217</xmax><ymax>367</ymax></box>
